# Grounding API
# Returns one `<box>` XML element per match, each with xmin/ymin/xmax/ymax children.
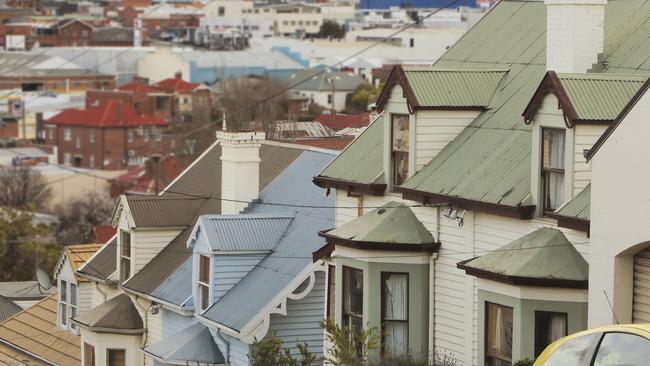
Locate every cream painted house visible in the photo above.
<box><xmin>313</xmin><ymin>0</ymin><xmax>650</xmax><ymax>364</ymax></box>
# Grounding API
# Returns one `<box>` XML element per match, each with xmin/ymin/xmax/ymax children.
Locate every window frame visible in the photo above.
<box><xmin>484</xmin><ymin>301</ymin><xmax>514</xmax><ymax>365</ymax></box>
<box><xmin>380</xmin><ymin>272</ymin><xmax>409</xmax><ymax>356</ymax></box>
<box><xmin>120</xmin><ymin>230</ymin><xmax>131</xmax><ymax>283</ymax></box>
<box><xmin>106</xmin><ymin>348</ymin><xmax>126</xmax><ymax>366</ymax></box>
<box><xmin>540</xmin><ymin>127</ymin><xmax>566</xmax><ymax>214</ymax></box>
<box><xmin>63</xmin><ymin>127</ymin><xmax>72</xmax><ymax>141</ymax></box>
<box><xmin>69</xmin><ymin>282</ymin><xmax>78</xmax><ymax>330</ymax></box>
<box><xmin>88</xmin><ymin>128</ymin><xmax>94</xmax><ymax>143</ymax></box>
<box><xmin>390</xmin><ymin>113</ymin><xmax>410</xmax><ymax>188</ymax></box>
<box><xmin>326</xmin><ymin>264</ymin><xmax>336</xmax><ymax>320</ymax></box>
<box><xmin>342</xmin><ymin>265</ymin><xmax>363</xmax><ymax>330</ymax></box>
<box><xmin>198</xmin><ymin>254</ymin><xmax>211</xmax><ymax>312</ymax></box>
<box><xmin>83</xmin><ymin>342</ymin><xmax>95</xmax><ymax>366</ymax></box>
<box><xmin>59</xmin><ymin>279</ymin><xmax>68</xmax><ymax>327</ymax></box>
<box><xmin>534</xmin><ymin>310</ymin><xmax>568</xmax><ymax>357</ymax></box>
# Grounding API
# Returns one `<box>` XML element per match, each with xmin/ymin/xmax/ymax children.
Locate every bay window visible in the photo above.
<box><xmin>486</xmin><ymin>302</ymin><xmax>513</xmax><ymax>366</ymax></box>
<box><xmin>107</xmin><ymin>349</ymin><xmax>125</xmax><ymax>366</ymax></box>
<box><xmin>342</xmin><ymin>266</ymin><xmax>363</xmax><ymax>331</ymax></box>
<box><xmin>391</xmin><ymin>114</ymin><xmax>409</xmax><ymax>187</ymax></box>
<box><xmin>541</xmin><ymin>128</ymin><xmax>565</xmax><ymax>213</ymax></box>
<box><xmin>534</xmin><ymin>311</ymin><xmax>567</xmax><ymax>357</ymax></box>
<box><xmin>381</xmin><ymin>273</ymin><xmax>409</xmax><ymax>356</ymax></box>
<box><xmin>120</xmin><ymin>231</ymin><xmax>131</xmax><ymax>283</ymax></box>
<box><xmin>327</xmin><ymin>265</ymin><xmax>336</xmax><ymax>320</ymax></box>
<box><xmin>198</xmin><ymin>254</ymin><xmax>211</xmax><ymax>311</ymax></box>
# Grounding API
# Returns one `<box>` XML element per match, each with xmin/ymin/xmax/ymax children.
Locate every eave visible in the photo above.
<box><xmin>312</xmin><ymin>176</ymin><xmax>386</xmax><ymax>196</ymax></box>
<box><xmin>375</xmin><ymin>64</ymin><xmax>419</xmax><ymax>114</ymax></box>
<box><xmin>523</xmin><ymin>71</ymin><xmax>580</xmax><ymax>128</ymax></box>
<box><xmin>457</xmin><ymin>259</ymin><xmax>588</xmax><ymax>289</ymax></box>
<box><xmin>395</xmin><ymin>186</ymin><xmax>536</xmax><ymax>220</ymax></box>
<box><xmin>545</xmin><ymin>212</ymin><xmax>590</xmax><ymax>234</ymax></box>
<box><xmin>316</xmin><ymin>229</ymin><xmax>440</xmax><ymax>260</ymax></box>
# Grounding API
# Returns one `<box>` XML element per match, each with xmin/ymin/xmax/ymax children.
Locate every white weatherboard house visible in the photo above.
<box><xmin>313</xmin><ymin>0</ymin><xmax>650</xmax><ymax>364</ymax></box>
<box><xmin>73</xmin><ymin>130</ymin><xmax>336</xmax><ymax>366</ymax></box>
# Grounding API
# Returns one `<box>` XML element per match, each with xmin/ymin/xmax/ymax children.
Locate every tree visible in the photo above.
<box><xmin>346</xmin><ymin>82</ymin><xmax>381</xmax><ymax>114</ymax></box>
<box><xmin>318</xmin><ymin>20</ymin><xmax>345</xmax><ymax>39</ymax></box>
<box><xmin>321</xmin><ymin>319</ymin><xmax>379</xmax><ymax>366</ymax></box>
<box><xmin>251</xmin><ymin>334</ymin><xmax>316</xmax><ymax>366</ymax></box>
<box><xmin>0</xmin><ymin>207</ymin><xmax>60</xmax><ymax>281</ymax></box>
<box><xmin>216</xmin><ymin>77</ymin><xmax>290</xmax><ymax>133</ymax></box>
<box><xmin>0</xmin><ymin>167</ymin><xmax>51</xmax><ymax>211</ymax></box>
<box><xmin>54</xmin><ymin>192</ymin><xmax>114</xmax><ymax>245</ymax></box>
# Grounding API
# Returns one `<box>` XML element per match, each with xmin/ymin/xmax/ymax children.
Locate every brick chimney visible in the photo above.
<box><xmin>545</xmin><ymin>0</ymin><xmax>606</xmax><ymax>73</ymax></box>
<box><xmin>174</xmin><ymin>72</ymin><xmax>182</xmax><ymax>79</ymax></box>
<box><xmin>216</xmin><ymin>130</ymin><xmax>265</xmax><ymax>215</ymax></box>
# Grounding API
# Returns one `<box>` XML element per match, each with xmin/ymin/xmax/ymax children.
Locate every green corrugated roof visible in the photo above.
<box><xmin>555</xmin><ymin>184</ymin><xmax>590</xmax><ymax>221</ymax></box>
<box><xmin>318</xmin><ymin>0</ymin><xmax>650</xmax><ymax>208</ymax></box>
<box><xmin>319</xmin><ymin>116</ymin><xmax>384</xmax><ymax>185</ymax></box>
<box><xmin>462</xmin><ymin>227</ymin><xmax>588</xmax><ymax>281</ymax></box>
<box><xmin>327</xmin><ymin>201</ymin><xmax>434</xmax><ymax>245</ymax></box>
<box><xmin>558</xmin><ymin>74</ymin><xmax>647</xmax><ymax>121</ymax></box>
<box><xmin>403</xmin><ymin>67</ymin><xmax>509</xmax><ymax>108</ymax></box>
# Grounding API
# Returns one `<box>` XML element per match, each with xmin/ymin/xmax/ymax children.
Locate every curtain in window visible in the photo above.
<box><xmin>486</xmin><ymin>304</ymin><xmax>513</xmax><ymax>363</ymax></box>
<box><xmin>548</xmin><ymin>172</ymin><xmax>565</xmax><ymax>210</ymax></box>
<box><xmin>548</xmin><ymin>313</ymin><xmax>567</xmax><ymax>344</ymax></box>
<box><xmin>383</xmin><ymin>274</ymin><xmax>408</xmax><ymax>355</ymax></box>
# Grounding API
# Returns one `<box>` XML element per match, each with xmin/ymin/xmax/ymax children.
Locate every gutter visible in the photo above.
<box><xmin>215</xmin><ymin>329</ymin><xmax>231</xmax><ymax>364</ymax></box>
<box><xmin>120</xmin><ymin>284</ymin><xmax>195</xmax><ymax>316</ymax></box>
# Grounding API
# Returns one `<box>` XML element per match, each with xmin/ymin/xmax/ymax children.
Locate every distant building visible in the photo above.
<box><xmin>289</xmin><ymin>69</ymin><xmax>364</xmax><ymax>112</ymax></box>
<box><xmin>45</xmin><ymin>99</ymin><xmax>168</xmax><ymax>170</ymax></box>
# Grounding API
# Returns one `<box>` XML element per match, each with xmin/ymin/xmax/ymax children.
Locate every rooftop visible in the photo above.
<box><xmin>46</xmin><ymin>100</ymin><xmax>167</xmax><ymax>128</ymax></box>
<box><xmin>73</xmin><ymin>294</ymin><xmax>143</xmax><ymax>334</ymax></box>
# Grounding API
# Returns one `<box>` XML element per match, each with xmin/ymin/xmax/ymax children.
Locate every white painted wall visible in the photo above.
<box><xmin>589</xmin><ymin>88</ymin><xmax>650</xmax><ymax>326</ymax></box>
<box><xmin>573</xmin><ymin>124</ymin><xmax>607</xmax><ymax>195</ymax></box>
<box><xmin>137</xmin><ymin>48</ymin><xmax>190</xmax><ymax>83</ymax></box>
<box><xmin>80</xmin><ymin>328</ymin><xmax>143</xmax><ymax>366</ymax></box>
<box><xmin>301</xmin><ymin>90</ymin><xmax>349</xmax><ymax>113</ymax></box>
<box><xmin>131</xmin><ymin>229</ymin><xmax>183</xmax><ymax>274</ymax></box>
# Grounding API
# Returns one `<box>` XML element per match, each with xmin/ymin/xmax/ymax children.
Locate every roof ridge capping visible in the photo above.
<box><xmin>523</xmin><ymin>71</ymin><xmax>648</xmax><ymax>127</ymax></box>
<box><xmin>458</xmin><ymin>227</ymin><xmax>588</xmax><ymax>288</ymax></box>
<box><xmin>376</xmin><ymin>64</ymin><xmax>510</xmax><ymax>112</ymax></box>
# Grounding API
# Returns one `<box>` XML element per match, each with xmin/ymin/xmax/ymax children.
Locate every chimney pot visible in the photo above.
<box><xmin>175</xmin><ymin>72</ymin><xmax>182</xmax><ymax>79</ymax></box>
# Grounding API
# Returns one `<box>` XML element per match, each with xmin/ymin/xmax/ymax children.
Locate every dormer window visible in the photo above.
<box><xmin>541</xmin><ymin>128</ymin><xmax>565</xmax><ymax>213</ymax></box>
<box><xmin>391</xmin><ymin>114</ymin><xmax>409</xmax><ymax>186</ymax></box>
<box><xmin>198</xmin><ymin>254</ymin><xmax>211</xmax><ymax>311</ymax></box>
<box><xmin>120</xmin><ymin>230</ymin><xmax>132</xmax><ymax>282</ymax></box>
<box><xmin>58</xmin><ymin>280</ymin><xmax>77</xmax><ymax>330</ymax></box>
<box><xmin>59</xmin><ymin>279</ymin><xmax>67</xmax><ymax>327</ymax></box>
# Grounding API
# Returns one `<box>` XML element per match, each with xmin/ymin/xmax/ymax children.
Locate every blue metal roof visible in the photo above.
<box><xmin>143</xmin><ymin>323</ymin><xmax>225</xmax><ymax>365</ymax></box>
<box><xmin>149</xmin><ymin>256</ymin><xmax>193</xmax><ymax>308</ymax></box>
<box><xmin>201</xmin><ymin>149</ymin><xmax>335</xmax><ymax>331</ymax></box>
<box><xmin>190</xmin><ymin>214</ymin><xmax>295</xmax><ymax>252</ymax></box>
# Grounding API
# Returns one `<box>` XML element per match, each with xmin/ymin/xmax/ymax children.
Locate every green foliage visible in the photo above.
<box><xmin>320</xmin><ymin>319</ymin><xmax>379</xmax><ymax>366</ymax></box>
<box><xmin>347</xmin><ymin>82</ymin><xmax>381</xmax><ymax>114</ymax></box>
<box><xmin>251</xmin><ymin>334</ymin><xmax>316</xmax><ymax>366</ymax></box>
<box><xmin>513</xmin><ymin>358</ymin><xmax>535</xmax><ymax>366</ymax></box>
<box><xmin>0</xmin><ymin>206</ymin><xmax>59</xmax><ymax>281</ymax></box>
<box><xmin>318</xmin><ymin>20</ymin><xmax>345</xmax><ymax>39</ymax></box>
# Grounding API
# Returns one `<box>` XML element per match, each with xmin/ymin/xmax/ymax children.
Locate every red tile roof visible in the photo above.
<box><xmin>118</xmin><ymin>82</ymin><xmax>162</xmax><ymax>94</ymax></box>
<box><xmin>295</xmin><ymin>137</ymin><xmax>354</xmax><ymax>151</ymax></box>
<box><xmin>154</xmin><ymin>78</ymin><xmax>201</xmax><ymax>93</ymax></box>
<box><xmin>316</xmin><ymin>113</ymin><xmax>371</xmax><ymax>130</ymax></box>
<box><xmin>94</xmin><ymin>225</ymin><xmax>116</xmax><ymax>243</ymax></box>
<box><xmin>47</xmin><ymin>100</ymin><xmax>167</xmax><ymax>128</ymax></box>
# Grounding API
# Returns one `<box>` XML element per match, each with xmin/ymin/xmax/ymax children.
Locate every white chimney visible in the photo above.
<box><xmin>545</xmin><ymin>0</ymin><xmax>606</xmax><ymax>73</ymax></box>
<box><xmin>217</xmin><ymin>131</ymin><xmax>265</xmax><ymax>215</ymax></box>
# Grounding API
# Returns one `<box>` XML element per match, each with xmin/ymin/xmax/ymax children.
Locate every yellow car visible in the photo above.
<box><xmin>533</xmin><ymin>324</ymin><xmax>650</xmax><ymax>366</ymax></box>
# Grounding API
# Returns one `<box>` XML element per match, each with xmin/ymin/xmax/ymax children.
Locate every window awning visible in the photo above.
<box><xmin>142</xmin><ymin>323</ymin><xmax>226</xmax><ymax>365</ymax></box>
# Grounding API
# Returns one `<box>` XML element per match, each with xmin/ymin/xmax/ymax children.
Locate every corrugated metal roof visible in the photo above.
<box><xmin>0</xmin><ymin>342</ymin><xmax>48</xmax><ymax>365</ymax></box>
<box><xmin>65</xmin><ymin>244</ymin><xmax>103</xmax><ymax>272</ymax></box>
<box><xmin>0</xmin><ymin>295</ymin><xmax>21</xmax><ymax>322</ymax></box>
<box><xmin>121</xmin><ymin>143</ymin><xmax>306</xmax><ymax>297</ymax></box>
<box><xmin>555</xmin><ymin>184</ymin><xmax>590</xmax><ymax>221</ymax></box>
<box><xmin>77</xmin><ymin>238</ymin><xmax>117</xmax><ymax>281</ymax></box>
<box><xmin>125</xmin><ymin>195</ymin><xmax>207</xmax><ymax>228</ymax></box>
<box><xmin>404</xmin><ymin>67</ymin><xmax>508</xmax><ymax>108</ymax></box>
<box><xmin>203</xmin><ymin>150</ymin><xmax>335</xmax><ymax>331</ymax></box>
<box><xmin>0</xmin><ymin>294</ymin><xmax>81</xmax><ymax>366</ymax></box>
<box><xmin>461</xmin><ymin>228</ymin><xmax>588</xmax><ymax>281</ymax></box>
<box><xmin>143</xmin><ymin>323</ymin><xmax>225</xmax><ymax>364</ymax></box>
<box><xmin>149</xmin><ymin>256</ymin><xmax>192</xmax><ymax>307</ymax></box>
<box><xmin>73</xmin><ymin>294</ymin><xmax>143</xmax><ymax>333</ymax></box>
<box><xmin>327</xmin><ymin>201</ymin><xmax>434</xmax><ymax>245</ymax></box>
<box><xmin>558</xmin><ymin>73</ymin><xmax>647</xmax><ymax>121</ymax></box>
<box><xmin>194</xmin><ymin>215</ymin><xmax>294</xmax><ymax>252</ymax></box>
<box><xmin>318</xmin><ymin>116</ymin><xmax>384</xmax><ymax>184</ymax></box>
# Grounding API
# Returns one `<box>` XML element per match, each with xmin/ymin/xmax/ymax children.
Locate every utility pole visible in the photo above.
<box><xmin>151</xmin><ymin>154</ymin><xmax>161</xmax><ymax>195</ymax></box>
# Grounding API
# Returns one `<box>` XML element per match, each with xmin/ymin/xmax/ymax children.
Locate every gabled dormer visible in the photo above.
<box><xmin>187</xmin><ymin>214</ymin><xmax>294</xmax><ymax>314</ymax></box>
<box><xmin>111</xmin><ymin>194</ymin><xmax>205</xmax><ymax>284</ymax></box>
<box><xmin>375</xmin><ymin>65</ymin><xmax>508</xmax><ymax>190</ymax></box>
<box><xmin>522</xmin><ymin>71</ymin><xmax>646</xmax><ymax>216</ymax></box>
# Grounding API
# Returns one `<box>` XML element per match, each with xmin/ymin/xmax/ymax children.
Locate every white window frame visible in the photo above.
<box><xmin>89</xmin><ymin>128</ymin><xmax>95</xmax><ymax>143</ymax></box>
<box><xmin>120</xmin><ymin>230</ymin><xmax>132</xmax><ymax>283</ymax></box>
<box><xmin>76</xmin><ymin>135</ymin><xmax>81</xmax><ymax>148</ymax></box>
<box><xmin>69</xmin><ymin>282</ymin><xmax>78</xmax><ymax>330</ymax></box>
<box><xmin>198</xmin><ymin>254</ymin><xmax>211</xmax><ymax>312</ymax></box>
<box><xmin>64</xmin><ymin>127</ymin><xmax>72</xmax><ymax>141</ymax></box>
<box><xmin>127</xmin><ymin>129</ymin><xmax>134</xmax><ymax>143</ymax></box>
<box><xmin>59</xmin><ymin>279</ymin><xmax>68</xmax><ymax>328</ymax></box>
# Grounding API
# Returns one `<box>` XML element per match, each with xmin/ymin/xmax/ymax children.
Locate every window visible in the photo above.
<box><xmin>64</xmin><ymin>127</ymin><xmax>72</xmax><ymax>141</ymax></box>
<box><xmin>327</xmin><ymin>265</ymin><xmax>335</xmax><ymax>320</ymax></box>
<box><xmin>89</xmin><ymin>155</ymin><xmax>95</xmax><ymax>168</ymax></box>
<box><xmin>107</xmin><ymin>349</ymin><xmax>125</xmax><ymax>366</ymax></box>
<box><xmin>144</xmin><ymin>128</ymin><xmax>149</xmax><ymax>142</ymax></box>
<box><xmin>218</xmin><ymin>6</ymin><xmax>225</xmax><ymax>15</ymax></box>
<box><xmin>327</xmin><ymin>94</ymin><xmax>332</xmax><ymax>105</ymax></box>
<box><xmin>89</xmin><ymin>128</ymin><xmax>94</xmax><ymax>143</ymax></box>
<box><xmin>70</xmin><ymin>283</ymin><xmax>77</xmax><ymax>330</ymax></box>
<box><xmin>541</xmin><ymin>334</ymin><xmax>599</xmax><ymax>366</ymax></box>
<box><xmin>63</xmin><ymin>152</ymin><xmax>71</xmax><ymax>165</ymax></box>
<box><xmin>342</xmin><ymin>266</ymin><xmax>363</xmax><ymax>331</ymax></box>
<box><xmin>59</xmin><ymin>279</ymin><xmax>67</xmax><ymax>326</ymax></box>
<box><xmin>391</xmin><ymin>114</ymin><xmax>409</xmax><ymax>186</ymax></box>
<box><xmin>381</xmin><ymin>273</ymin><xmax>408</xmax><ymax>356</ymax></box>
<box><xmin>593</xmin><ymin>332</ymin><xmax>650</xmax><ymax>366</ymax></box>
<box><xmin>84</xmin><ymin>343</ymin><xmax>95</xmax><ymax>366</ymax></box>
<box><xmin>48</xmin><ymin>127</ymin><xmax>54</xmax><ymax>140</ymax></box>
<box><xmin>541</xmin><ymin>128</ymin><xmax>565</xmax><ymax>213</ymax></box>
<box><xmin>198</xmin><ymin>255</ymin><xmax>210</xmax><ymax>311</ymax></box>
<box><xmin>76</xmin><ymin>135</ymin><xmax>81</xmax><ymax>148</ymax></box>
<box><xmin>127</xmin><ymin>129</ymin><xmax>134</xmax><ymax>143</ymax></box>
<box><xmin>485</xmin><ymin>302</ymin><xmax>513</xmax><ymax>366</ymax></box>
<box><xmin>120</xmin><ymin>231</ymin><xmax>131</xmax><ymax>282</ymax></box>
<box><xmin>534</xmin><ymin>311</ymin><xmax>567</xmax><ymax>357</ymax></box>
